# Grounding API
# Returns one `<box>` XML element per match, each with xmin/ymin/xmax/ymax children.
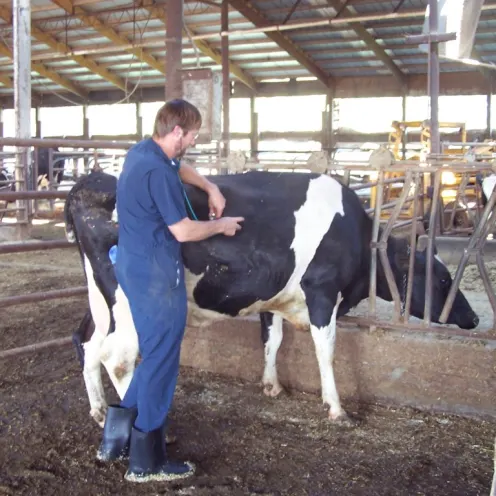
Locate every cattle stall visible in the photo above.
<box><xmin>0</xmin><ymin>138</ymin><xmax>495</xmax><ymax>495</ymax></box>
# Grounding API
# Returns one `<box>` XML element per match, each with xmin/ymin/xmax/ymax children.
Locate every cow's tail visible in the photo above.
<box><xmin>63</xmin><ymin>191</ymin><xmax>77</xmax><ymax>243</ymax></box>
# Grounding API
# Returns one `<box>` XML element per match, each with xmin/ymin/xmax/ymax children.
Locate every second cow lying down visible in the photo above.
<box><xmin>65</xmin><ymin>170</ymin><xmax>479</xmax><ymax>427</ymax></box>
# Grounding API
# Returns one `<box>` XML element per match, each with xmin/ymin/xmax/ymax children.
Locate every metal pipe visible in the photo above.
<box><xmin>0</xmin><ymin>239</ymin><xmax>74</xmax><ymax>254</ymax></box>
<box><xmin>0</xmin><ymin>138</ymin><xmax>134</xmax><ymax>149</ymax></box>
<box><xmin>423</xmin><ymin>169</ymin><xmax>441</xmax><ymax>325</ymax></box>
<box><xmin>428</xmin><ymin>0</ymin><xmax>440</xmax><ymax>157</ymax></box>
<box><xmin>221</xmin><ymin>0</ymin><xmax>230</xmax><ymax>162</ymax></box>
<box><xmin>0</xmin><ymin>337</ymin><xmax>73</xmax><ymax>359</ymax></box>
<box><xmin>368</xmin><ymin>169</ymin><xmax>385</xmax><ymax>332</ymax></box>
<box><xmin>0</xmin><ymin>190</ymin><xmax>69</xmax><ymax>201</ymax></box>
<box><xmin>0</xmin><ymin>286</ymin><xmax>87</xmax><ymax>308</ymax></box>
<box><xmin>439</xmin><ymin>186</ymin><xmax>496</xmax><ymax>324</ymax></box>
<box><xmin>350</xmin><ymin>176</ymin><xmax>405</xmax><ymax>191</ymax></box>
<box><xmin>378</xmin><ymin>171</ymin><xmax>413</xmax><ymax>321</ymax></box>
<box><xmin>404</xmin><ymin>172</ymin><xmax>421</xmax><ymax>322</ymax></box>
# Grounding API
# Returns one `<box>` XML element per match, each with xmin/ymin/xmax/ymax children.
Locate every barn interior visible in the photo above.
<box><xmin>0</xmin><ymin>1</ymin><xmax>495</xmax><ymax>494</ymax></box>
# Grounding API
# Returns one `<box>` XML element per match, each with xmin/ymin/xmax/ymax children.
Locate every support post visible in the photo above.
<box><xmin>401</xmin><ymin>92</ymin><xmax>407</xmax><ymax>159</ymax></box>
<box><xmin>221</xmin><ymin>0</ymin><xmax>230</xmax><ymax>164</ymax></box>
<box><xmin>13</xmin><ymin>0</ymin><xmax>32</xmax><ymax>240</ymax></box>
<box><xmin>136</xmin><ymin>102</ymin><xmax>143</xmax><ymax>140</ymax></box>
<box><xmin>428</xmin><ymin>0</ymin><xmax>440</xmax><ymax>157</ymax></box>
<box><xmin>165</xmin><ymin>0</ymin><xmax>183</xmax><ymax>100</ymax></box>
<box><xmin>250</xmin><ymin>95</ymin><xmax>258</xmax><ymax>159</ymax></box>
<box><xmin>486</xmin><ymin>90</ymin><xmax>492</xmax><ymax>140</ymax></box>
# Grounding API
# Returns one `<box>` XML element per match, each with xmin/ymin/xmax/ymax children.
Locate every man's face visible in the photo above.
<box><xmin>176</xmin><ymin>127</ymin><xmax>199</xmax><ymax>158</ymax></box>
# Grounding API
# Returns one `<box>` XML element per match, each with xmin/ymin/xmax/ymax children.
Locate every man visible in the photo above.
<box><xmin>97</xmin><ymin>99</ymin><xmax>244</xmax><ymax>483</ymax></box>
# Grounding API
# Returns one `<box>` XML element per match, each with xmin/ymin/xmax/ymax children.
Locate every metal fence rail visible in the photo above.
<box><xmin>1</xmin><ymin>138</ymin><xmax>495</xmax><ymax>359</ymax></box>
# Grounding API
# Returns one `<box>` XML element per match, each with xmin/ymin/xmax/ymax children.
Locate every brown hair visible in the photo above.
<box><xmin>153</xmin><ymin>99</ymin><xmax>202</xmax><ymax>138</ymax></box>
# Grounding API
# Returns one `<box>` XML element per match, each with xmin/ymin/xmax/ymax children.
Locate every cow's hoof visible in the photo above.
<box><xmin>329</xmin><ymin>411</ymin><xmax>357</xmax><ymax>427</ymax></box>
<box><xmin>91</xmin><ymin>407</ymin><xmax>107</xmax><ymax>428</ymax></box>
<box><xmin>263</xmin><ymin>382</ymin><xmax>284</xmax><ymax>397</ymax></box>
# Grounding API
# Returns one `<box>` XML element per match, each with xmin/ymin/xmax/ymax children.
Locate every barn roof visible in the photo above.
<box><xmin>0</xmin><ymin>0</ymin><xmax>494</xmax><ymax>106</ymax></box>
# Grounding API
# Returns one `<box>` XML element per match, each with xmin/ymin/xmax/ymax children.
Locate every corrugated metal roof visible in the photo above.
<box><xmin>0</xmin><ymin>0</ymin><xmax>492</xmax><ymax>100</ymax></box>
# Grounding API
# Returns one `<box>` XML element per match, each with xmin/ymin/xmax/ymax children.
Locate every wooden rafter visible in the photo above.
<box><xmin>143</xmin><ymin>2</ymin><xmax>257</xmax><ymax>90</ymax></box>
<box><xmin>228</xmin><ymin>0</ymin><xmax>331</xmax><ymax>87</ymax></box>
<box><xmin>325</xmin><ymin>0</ymin><xmax>406</xmax><ymax>87</ymax></box>
<box><xmin>0</xmin><ymin>6</ymin><xmax>127</xmax><ymax>92</ymax></box>
<box><xmin>0</xmin><ymin>35</ymin><xmax>87</xmax><ymax>97</ymax></box>
<box><xmin>50</xmin><ymin>0</ymin><xmax>165</xmax><ymax>75</ymax></box>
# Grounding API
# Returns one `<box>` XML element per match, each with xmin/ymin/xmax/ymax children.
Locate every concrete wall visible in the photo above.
<box><xmin>181</xmin><ymin>318</ymin><xmax>496</xmax><ymax>419</ymax></box>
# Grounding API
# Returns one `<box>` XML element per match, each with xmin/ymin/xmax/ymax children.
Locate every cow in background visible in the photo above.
<box><xmin>65</xmin><ymin>170</ymin><xmax>479</xmax><ymax>427</ymax></box>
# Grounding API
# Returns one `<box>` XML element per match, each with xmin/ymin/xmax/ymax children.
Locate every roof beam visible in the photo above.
<box><xmin>325</xmin><ymin>0</ymin><xmax>406</xmax><ymax>87</ymax></box>
<box><xmin>0</xmin><ymin>35</ymin><xmax>87</xmax><ymax>98</ymax></box>
<box><xmin>187</xmin><ymin>37</ymin><xmax>257</xmax><ymax>90</ymax></box>
<box><xmin>50</xmin><ymin>0</ymin><xmax>165</xmax><ymax>74</ymax></box>
<box><xmin>143</xmin><ymin>2</ymin><xmax>256</xmax><ymax>90</ymax></box>
<box><xmin>0</xmin><ymin>6</ymin><xmax>127</xmax><ymax>92</ymax></box>
<box><xmin>228</xmin><ymin>0</ymin><xmax>331</xmax><ymax>87</ymax></box>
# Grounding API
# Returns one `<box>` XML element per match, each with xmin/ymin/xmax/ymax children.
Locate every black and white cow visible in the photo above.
<box><xmin>65</xmin><ymin>170</ymin><xmax>479</xmax><ymax>427</ymax></box>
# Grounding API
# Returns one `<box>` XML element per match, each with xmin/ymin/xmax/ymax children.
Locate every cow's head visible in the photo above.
<box><xmin>386</xmin><ymin>235</ymin><xmax>479</xmax><ymax>330</ymax></box>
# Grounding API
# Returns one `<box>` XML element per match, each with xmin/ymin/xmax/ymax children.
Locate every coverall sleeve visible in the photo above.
<box><xmin>148</xmin><ymin>166</ymin><xmax>187</xmax><ymax>226</ymax></box>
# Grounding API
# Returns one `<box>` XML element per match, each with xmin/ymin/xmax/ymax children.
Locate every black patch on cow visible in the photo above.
<box><xmin>181</xmin><ymin>171</ymin><xmax>314</xmax><ymax>316</ymax></box>
<box><xmin>260</xmin><ymin>312</ymin><xmax>274</xmax><ymax>344</ymax></box>
<box><xmin>65</xmin><ymin>172</ymin><xmax>119</xmax><ymax>333</ymax></box>
<box><xmin>72</xmin><ymin>309</ymin><xmax>94</xmax><ymax>368</ymax></box>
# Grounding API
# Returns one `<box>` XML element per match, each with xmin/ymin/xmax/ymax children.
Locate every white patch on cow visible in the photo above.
<box><xmin>82</xmin><ymin>254</ymin><xmax>112</xmax><ymax>426</ymax></box>
<box><xmin>65</xmin><ymin>228</ymin><xmax>76</xmax><ymax>243</ymax></box>
<box><xmin>100</xmin><ymin>285</ymin><xmax>139</xmax><ymax>399</ymax></box>
<box><xmin>262</xmin><ymin>314</ymin><xmax>284</xmax><ymax>397</ymax></box>
<box><xmin>482</xmin><ymin>174</ymin><xmax>496</xmax><ymax>203</ymax></box>
<box><xmin>310</xmin><ymin>292</ymin><xmax>345</xmax><ymax>420</ymax></box>
<box><xmin>111</xmin><ymin>204</ymin><xmax>118</xmax><ymax>224</ymax></box>
<box><xmin>240</xmin><ymin>175</ymin><xmax>345</xmax><ymax>327</ymax></box>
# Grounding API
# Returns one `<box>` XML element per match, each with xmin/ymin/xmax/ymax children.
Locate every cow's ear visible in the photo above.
<box><xmin>416</xmin><ymin>234</ymin><xmax>428</xmax><ymax>252</ymax></box>
<box><xmin>416</xmin><ymin>234</ymin><xmax>438</xmax><ymax>255</ymax></box>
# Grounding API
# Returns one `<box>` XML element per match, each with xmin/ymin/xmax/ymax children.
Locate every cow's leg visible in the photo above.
<box><xmin>302</xmin><ymin>284</ymin><xmax>347</xmax><ymax>422</ymax></box>
<box><xmin>100</xmin><ymin>286</ymin><xmax>139</xmax><ymax>400</ymax></box>
<box><xmin>83</xmin><ymin>255</ymin><xmax>112</xmax><ymax>427</ymax></box>
<box><xmin>260</xmin><ymin>312</ymin><xmax>284</xmax><ymax>397</ymax></box>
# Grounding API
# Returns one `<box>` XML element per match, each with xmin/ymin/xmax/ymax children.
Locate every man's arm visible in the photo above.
<box><xmin>178</xmin><ymin>162</ymin><xmax>216</xmax><ymax>194</ymax></box>
<box><xmin>179</xmin><ymin>163</ymin><xmax>226</xmax><ymax>218</ymax></box>
<box><xmin>169</xmin><ymin>216</ymin><xmax>244</xmax><ymax>243</ymax></box>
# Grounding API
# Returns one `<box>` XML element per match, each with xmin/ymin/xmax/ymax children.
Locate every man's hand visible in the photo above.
<box><xmin>217</xmin><ymin>217</ymin><xmax>244</xmax><ymax>236</ymax></box>
<box><xmin>207</xmin><ymin>184</ymin><xmax>226</xmax><ymax>219</ymax></box>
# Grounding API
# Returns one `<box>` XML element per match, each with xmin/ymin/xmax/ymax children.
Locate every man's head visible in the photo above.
<box><xmin>153</xmin><ymin>99</ymin><xmax>202</xmax><ymax>159</ymax></box>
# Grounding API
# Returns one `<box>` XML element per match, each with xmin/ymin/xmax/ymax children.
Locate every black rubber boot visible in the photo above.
<box><xmin>96</xmin><ymin>405</ymin><xmax>137</xmax><ymax>462</ymax></box>
<box><xmin>124</xmin><ymin>426</ymin><xmax>195</xmax><ymax>483</ymax></box>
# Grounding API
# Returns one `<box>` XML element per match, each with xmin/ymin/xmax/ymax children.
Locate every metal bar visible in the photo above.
<box><xmin>404</xmin><ymin>172</ymin><xmax>421</xmax><ymax>321</ymax></box>
<box><xmin>475</xmin><ymin>250</ymin><xmax>496</xmax><ymax>329</ymax></box>
<box><xmin>438</xmin><ymin>185</ymin><xmax>496</xmax><ymax>323</ymax></box>
<box><xmin>0</xmin><ymin>239</ymin><xmax>75</xmax><ymax>254</ymax></box>
<box><xmin>447</xmin><ymin>173</ymin><xmax>469</xmax><ymax>233</ymax></box>
<box><xmin>378</xmin><ymin>171</ymin><xmax>413</xmax><ymax>321</ymax></box>
<box><xmin>350</xmin><ymin>176</ymin><xmax>405</xmax><ymax>191</ymax></box>
<box><xmin>165</xmin><ymin>0</ymin><xmax>183</xmax><ymax>99</ymax></box>
<box><xmin>428</xmin><ymin>0</ymin><xmax>440</xmax><ymax>157</ymax></box>
<box><xmin>339</xmin><ymin>315</ymin><xmax>495</xmax><ymax>341</ymax></box>
<box><xmin>368</xmin><ymin>170</ymin><xmax>384</xmax><ymax>332</ymax></box>
<box><xmin>0</xmin><ymin>337</ymin><xmax>73</xmax><ymax>359</ymax></box>
<box><xmin>365</xmin><ymin>196</ymin><xmax>414</xmax><ymax>215</ymax></box>
<box><xmin>0</xmin><ymin>190</ymin><xmax>69</xmax><ymax>201</ymax></box>
<box><xmin>13</xmin><ymin>0</ymin><xmax>31</xmax><ymax>239</ymax></box>
<box><xmin>0</xmin><ymin>138</ymin><xmax>134</xmax><ymax>149</ymax></box>
<box><xmin>221</xmin><ymin>0</ymin><xmax>230</xmax><ymax>162</ymax></box>
<box><xmin>424</xmin><ymin>169</ymin><xmax>442</xmax><ymax>325</ymax></box>
<box><xmin>0</xmin><ymin>286</ymin><xmax>87</xmax><ymax>308</ymax></box>
<box><xmin>282</xmin><ymin>0</ymin><xmax>303</xmax><ymax>24</ymax></box>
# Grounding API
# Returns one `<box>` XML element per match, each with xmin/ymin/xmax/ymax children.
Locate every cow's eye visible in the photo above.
<box><xmin>440</xmin><ymin>278</ymin><xmax>449</xmax><ymax>286</ymax></box>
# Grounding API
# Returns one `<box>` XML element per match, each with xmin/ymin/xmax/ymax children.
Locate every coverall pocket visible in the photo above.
<box><xmin>152</xmin><ymin>249</ymin><xmax>181</xmax><ymax>291</ymax></box>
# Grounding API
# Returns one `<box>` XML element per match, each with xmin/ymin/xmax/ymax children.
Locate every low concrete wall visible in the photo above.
<box><xmin>181</xmin><ymin>318</ymin><xmax>496</xmax><ymax>419</ymax></box>
<box><xmin>437</xmin><ymin>236</ymin><xmax>496</xmax><ymax>265</ymax></box>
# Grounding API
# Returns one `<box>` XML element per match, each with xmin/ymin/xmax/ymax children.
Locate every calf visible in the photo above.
<box><xmin>65</xmin><ymin>170</ymin><xmax>479</xmax><ymax>427</ymax></box>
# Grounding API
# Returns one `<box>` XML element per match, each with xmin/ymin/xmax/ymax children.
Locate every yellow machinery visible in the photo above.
<box><xmin>370</xmin><ymin>120</ymin><xmax>480</xmax><ymax>234</ymax></box>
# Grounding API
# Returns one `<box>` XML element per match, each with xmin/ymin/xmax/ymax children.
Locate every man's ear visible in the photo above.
<box><xmin>173</xmin><ymin>126</ymin><xmax>183</xmax><ymax>138</ymax></box>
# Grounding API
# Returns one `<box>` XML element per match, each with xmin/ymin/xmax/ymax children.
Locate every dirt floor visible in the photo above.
<box><xmin>0</xmin><ymin>222</ymin><xmax>495</xmax><ymax>495</ymax></box>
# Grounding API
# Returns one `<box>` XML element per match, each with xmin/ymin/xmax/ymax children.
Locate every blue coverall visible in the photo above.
<box><xmin>115</xmin><ymin>138</ymin><xmax>188</xmax><ymax>433</ymax></box>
